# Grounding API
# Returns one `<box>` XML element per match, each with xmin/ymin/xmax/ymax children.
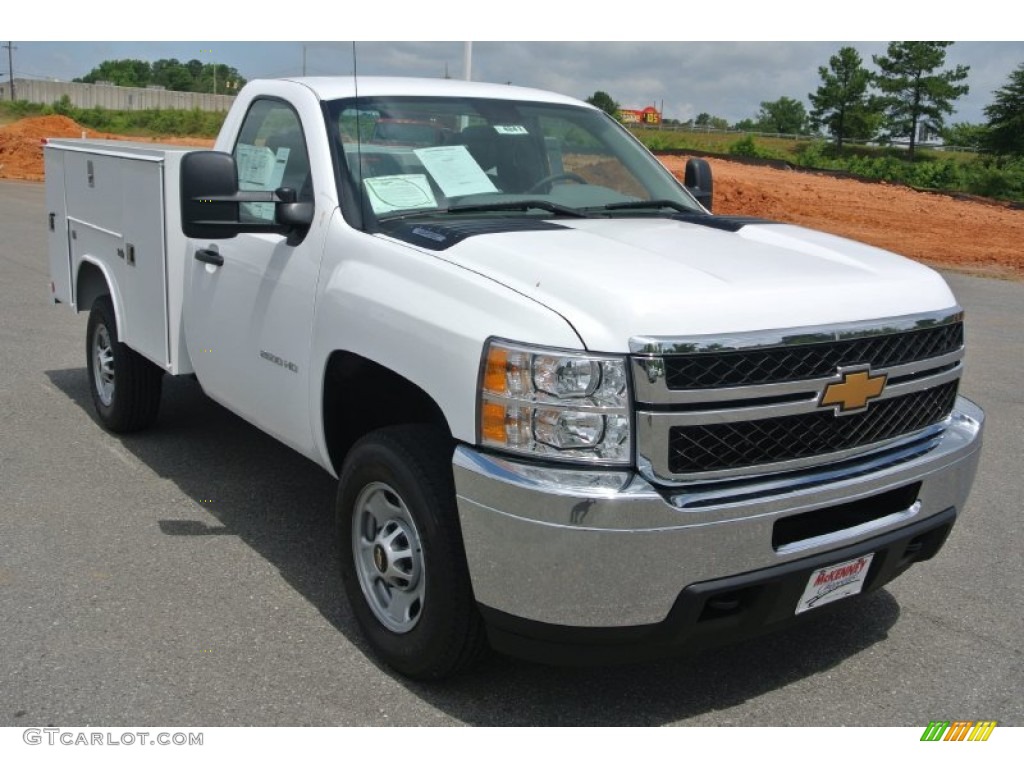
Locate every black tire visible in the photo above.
<box><xmin>85</xmin><ymin>295</ymin><xmax>163</xmax><ymax>433</ymax></box>
<box><xmin>337</xmin><ymin>425</ymin><xmax>486</xmax><ymax>679</ymax></box>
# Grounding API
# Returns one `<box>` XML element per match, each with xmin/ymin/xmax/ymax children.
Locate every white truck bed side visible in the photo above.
<box><xmin>45</xmin><ymin>139</ymin><xmax>195</xmax><ymax>375</ymax></box>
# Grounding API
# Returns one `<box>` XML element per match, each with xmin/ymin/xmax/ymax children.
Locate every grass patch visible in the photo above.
<box><xmin>0</xmin><ymin>100</ymin><xmax>48</xmax><ymax>125</ymax></box>
<box><xmin>0</xmin><ymin>97</ymin><xmax>226</xmax><ymax>138</ymax></box>
<box><xmin>633</xmin><ymin>126</ymin><xmax>1024</xmax><ymax>203</ymax></box>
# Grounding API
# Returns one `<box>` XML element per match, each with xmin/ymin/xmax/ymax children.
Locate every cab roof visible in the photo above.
<box><xmin>246</xmin><ymin>76</ymin><xmax>592</xmax><ymax>108</ymax></box>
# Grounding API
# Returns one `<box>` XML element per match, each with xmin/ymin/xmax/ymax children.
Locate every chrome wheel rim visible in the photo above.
<box><xmin>92</xmin><ymin>323</ymin><xmax>115</xmax><ymax>407</ymax></box>
<box><xmin>352</xmin><ymin>481</ymin><xmax>425</xmax><ymax>633</ymax></box>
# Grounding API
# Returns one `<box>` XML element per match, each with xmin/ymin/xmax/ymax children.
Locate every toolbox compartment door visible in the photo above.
<box><xmin>44</xmin><ymin>147</ymin><xmax>72</xmax><ymax>305</ymax></box>
<box><xmin>61</xmin><ymin>147</ymin><xmax>170</xmax><ymax>369</ymax></box>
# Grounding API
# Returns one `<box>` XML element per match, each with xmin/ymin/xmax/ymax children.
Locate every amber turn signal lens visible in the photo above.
<box><xmin>484</xmin><ymin>346</ymin><xmax>508</xmax><ymax>394</ymax></box>
<box><xmin>481</xmin><ymin>401</ymin><xmax>507</xmax><ymax>442</ymax></box>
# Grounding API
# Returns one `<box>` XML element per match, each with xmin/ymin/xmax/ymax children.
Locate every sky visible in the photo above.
<box><xmin>5</xmin><ymin>4</ymin><xmax>1021</xmax><ymax>126</ymax></box>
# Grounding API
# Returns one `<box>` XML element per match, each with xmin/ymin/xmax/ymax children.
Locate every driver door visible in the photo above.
<box><xmin>185</xmin><ymin>97</ymin><xmax>324</xmax><ymax>455</ymax></box>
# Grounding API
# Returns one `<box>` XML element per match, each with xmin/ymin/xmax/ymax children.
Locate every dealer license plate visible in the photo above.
<box><xmin>795</xmin><ymin>553</ymin><xmax>875</xmax><ymax>614</ymax></box>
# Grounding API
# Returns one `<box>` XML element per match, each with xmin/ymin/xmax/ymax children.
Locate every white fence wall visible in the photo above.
<box><xmin>1</xmin><ymin>79</ymin><xmax>235</xmax><ymax>112</ymax></box>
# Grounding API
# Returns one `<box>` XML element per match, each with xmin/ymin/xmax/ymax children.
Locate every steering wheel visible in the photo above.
<box><xmin>526</xmin><ymin>172</ymin><xmax>589</xmax><ymax>194</ymax></box>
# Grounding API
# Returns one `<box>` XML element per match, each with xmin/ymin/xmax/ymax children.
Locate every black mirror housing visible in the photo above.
<box><xmin>180</xmin><ymin>151</ymin><xmax>243</xmax><ymax>239</ymax></box>
<box><xmin>684</xmin><ymin>157</ymin><xmax>714</xmax><ymax>212</ymax></box>
<box><xmin>180</xmin><ymin>151</ymin><xmax>312</xmax><ymax>240</ymax></box>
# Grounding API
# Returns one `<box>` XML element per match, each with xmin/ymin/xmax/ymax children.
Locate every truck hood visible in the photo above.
<box><xmin>392</xmin><ymin>217</ymin><xmax>957</xmax><ymax>353</ymax></box>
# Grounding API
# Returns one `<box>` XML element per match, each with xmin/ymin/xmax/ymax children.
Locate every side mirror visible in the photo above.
<box><xmin>180</xmin><ymin>151</ymin><xmax>243</xmax><ymax>239</ymax></box>
<box><xmin>180</xmin><ymin>151</ymin><xmax>312</xmax><ymax>239</ymax></box>
<box><xmin>684</xmin><ymin>157</ymin><xmax>714</xmax><ymax>212</ymax></box>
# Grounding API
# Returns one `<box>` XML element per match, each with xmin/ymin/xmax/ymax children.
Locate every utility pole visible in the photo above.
<box><xmin>199</xmin><ymin>48</ymin><xmax>217</xmax><ymax>96</ymax></box>
<box><xmin>463</xmin><ymin>42</ymin><xmax>472</xmax><ymax>81</ymax></box>
<box><xmin>2</xmin><ymin>42</ymin><xmax>15</xmax><ymax>101</ymax></box>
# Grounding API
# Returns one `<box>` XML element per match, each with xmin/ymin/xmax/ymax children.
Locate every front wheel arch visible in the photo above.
<box><xmin>321</xmin><ymin>351</ymin><xmax>451</xmax><ymax>475</ymax></box>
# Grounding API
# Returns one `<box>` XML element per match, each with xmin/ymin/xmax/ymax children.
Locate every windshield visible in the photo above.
<box><xmin>323</xmin><ymin>95</ymin><xmax>702</xmax><ymax>223</ymax></box>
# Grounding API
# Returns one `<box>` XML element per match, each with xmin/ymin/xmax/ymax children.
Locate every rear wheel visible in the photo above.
<box><xmin>337</xmin><ymin>425</ymin><xmax>486</xmax><ymax>679</ymax></box>
<box><xmin>86</xmin><ymin>295</ymin><xmax>163</xmax><ymax>433</ymax></box>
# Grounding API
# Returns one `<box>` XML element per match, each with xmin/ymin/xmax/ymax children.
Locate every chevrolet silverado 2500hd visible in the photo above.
<box><xmin>45</xmin><ymin>77</ymin><xmax>984</xmax><ymax>679</ymax></box>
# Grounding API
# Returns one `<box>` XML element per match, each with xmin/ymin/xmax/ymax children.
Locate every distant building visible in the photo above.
<box><xmin>885</xmin><ymin>122</ymin><xmax>945</xmax><ymax>149</ymax></box>
<box><xmin>916</xmin><ymin>122</ymin><xmax>943</xmax><ymax>147</ymax></box>
<box><xmin>619</xmin><ymin>106</ymin><xmax>661</xmax><ymax>125</ymax></box>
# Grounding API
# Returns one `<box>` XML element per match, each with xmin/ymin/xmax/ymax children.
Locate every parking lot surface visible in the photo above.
<box><xmin>1</xmin><ymin>180</ymin><xmax>1021</xmax><ymax>726</ymax></box>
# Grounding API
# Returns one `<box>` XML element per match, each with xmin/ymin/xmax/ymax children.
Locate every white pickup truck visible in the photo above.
<box><xmin>45</xmin><ymin>76</ymin><xmax>984</xmax><ymax>679</ymax></box>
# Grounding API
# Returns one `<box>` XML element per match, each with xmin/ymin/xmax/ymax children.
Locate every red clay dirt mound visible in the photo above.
<box><xmin>0</xmin><ymin>116</ymin><xmax>213</xmax><ymax>181</ymax></box>
<box><xmin>661</xmin><ymin>155</ymin><xmax>1024</xmax><ymax>280</ymax></box>
<box><xmin>0</xmin><ymin>116</ymin><xmax>94</xmax><ymax>180</ymax></box>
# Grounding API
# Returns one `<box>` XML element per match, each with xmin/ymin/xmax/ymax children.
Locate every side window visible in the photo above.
<box><xmin>233</xmin><ymin>99</ymin><xmax>313</xmax><ymax>223</ymax></box>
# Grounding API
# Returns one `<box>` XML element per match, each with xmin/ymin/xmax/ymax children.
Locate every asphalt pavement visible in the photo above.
<box><xmin>0</xmin><ymin>179</ymin><xmax>1021</xmax><ymax>726</ymax></box>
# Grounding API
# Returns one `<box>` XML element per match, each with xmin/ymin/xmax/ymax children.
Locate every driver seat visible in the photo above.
<box><xmin>459</xmin><ymin>125</ymin><xmax>548</xmax><ymax>193</ymax></box>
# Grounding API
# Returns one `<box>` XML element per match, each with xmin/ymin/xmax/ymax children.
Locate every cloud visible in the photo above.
<box><xmin>14</xmin><ymin>41</ymin><xmax>1022</xmax><ymax>125</ymax></box>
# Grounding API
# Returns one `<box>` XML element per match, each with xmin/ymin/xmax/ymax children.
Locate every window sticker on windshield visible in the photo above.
<box><xmin>363</xmin><ymin>174</ymin><xmax>437</xmax><ymax>214</ymax></box>
<box><xmin>413</xmin><ymin>145</ymin><xmax>498</xmax><ymax>197</ymax></box>
<box><xmin>494</xmin><ymin>125</ymin><xmax>529</xmax><ymax>135</ymax></box>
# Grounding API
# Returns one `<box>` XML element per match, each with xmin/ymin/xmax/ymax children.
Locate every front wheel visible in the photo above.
<box><xmin>85</xmin><ymin>295</ymin><xmax>163</xmax><ymax>433</ymax></box>
<box><xmin>337</xmin><ymin>426</ymin><xmax>486</xmax><ymax>679</ymax></box>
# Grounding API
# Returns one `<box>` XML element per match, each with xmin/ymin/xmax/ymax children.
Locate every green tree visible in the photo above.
<box><xmin>195</xmin><ymin>63</ymin><xmax>245</xmax><ymax>94</ymax></box>
<box><xmin>872</xmin><ymin>41</ymin><xmax>969</xmax><ymax>159</ymax></box>
<box><xmin>983</xmin><ymin>62</ymin><xmax>1024</xmax><ymax>155</ymax></box>
<box><xmin>74</xmin><ymin>58</ymin><xmax>246</xmax><ymax>94</ymax></box>
<box><xmin>585</xmin><ymin>91</ymin><xmax>619</xmax><ymax>118</ymax></box>
<box><xmin>756</xmin><ymin>96</ymin><xmax>809</xmax><ymax>135</ymax></box>
<box><xmin>808</xmin><ymin>46</ymin><xmax>881</xmax><ymax>150</ymax></box>
<box><xmin>694</xmin><ymin>112</ymin><xmax>729</xmax><ymax>130</ymax></box>
<box><xmin>151</xmin><ymin>58</ymin><xmax>193</xmax><ymax>92</ymax></box>
<box><xmin>76</xmin><ymin>59</ymin><xmax>152</xmax><ymax>87</ymax></box>
<box><xmin>732</xmin><ymin>118</ymin><xmax>759</xmax><ymax>132</ymax></box>
<box><xmin>186</xmin><ymin>58</ymin><xmax>205</xmax><ymax>81</ymax></box>
<box><xmin>940</xmin><ymin>122</ymin><xmax>989</xmax><ymax>151</ymax></box>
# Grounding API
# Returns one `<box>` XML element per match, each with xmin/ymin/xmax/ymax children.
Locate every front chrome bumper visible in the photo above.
<box><xmin>453</xmin><ymin>396</ymin><xmax>984</xmax><ymax>629</ymax></box>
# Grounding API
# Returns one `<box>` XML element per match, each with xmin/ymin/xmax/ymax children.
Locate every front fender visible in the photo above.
<box><xmin>308</xmin><ymin>211</ymin><xmax>582</xmax><ymax>471</ymax></box>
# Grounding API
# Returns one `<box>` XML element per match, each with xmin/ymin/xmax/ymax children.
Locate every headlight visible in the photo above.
<box><xmin>479</xmin><ymin>339</ymin><xmax>631</xmax><ymax>464</ymax></box>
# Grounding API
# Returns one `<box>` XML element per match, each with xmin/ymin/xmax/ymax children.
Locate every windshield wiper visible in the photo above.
<box><xmin>376</xmin><ymin>208</ymin><xmax>449</xmax><ymax>223</ymax></box>
<box><xmin>376</xmin><ymin>199</ymin><xmax>590</xmax><ymax>223</ymax></box>
<box><xmin>446</xmin><ymin>200</ymin><xmax>590</xmax><ymax>218</ymax></box>
<box><xmin>599</xmin><ymin>199</ymin><xmax>700</xmax><ymax>214</ymax></box>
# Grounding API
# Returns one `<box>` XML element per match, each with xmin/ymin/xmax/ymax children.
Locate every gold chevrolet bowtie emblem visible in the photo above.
<box><xmin>819</xmin><ymin>368</ymin><xmax>888</xmax><ymax>415</ymax></box>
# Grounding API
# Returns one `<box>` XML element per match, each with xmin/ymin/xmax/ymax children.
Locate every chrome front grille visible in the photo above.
<box><xmin>667</xmin><ymin>380</ymin><xmax>959</xmax><ymax>473</ymax></box>
<box><xmin>662</xmin><ymin>323</ymin><xmax>963</xmax><ymax>390</ymax></box>
<box><xmin>631</xmin><ymin>309</ymin><xmax>964</xmax><ymax>485</ymax></box>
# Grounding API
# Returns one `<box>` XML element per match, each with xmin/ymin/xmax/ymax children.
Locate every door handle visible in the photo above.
<box><xmin>194</xmin><ymin>248</ymin><xmax>224</xmax><ymax>267</ymax></box>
